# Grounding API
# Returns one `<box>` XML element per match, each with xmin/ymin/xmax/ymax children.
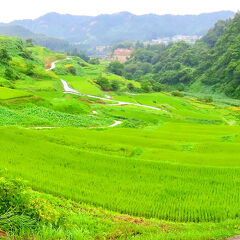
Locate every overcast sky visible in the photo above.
<box><xmin>0</xmin><ymin>0</ymin><xmax>239</xmax><ymax>22</ymax></box>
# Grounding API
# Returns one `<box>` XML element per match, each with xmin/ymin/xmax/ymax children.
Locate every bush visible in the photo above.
<box><xmin>0</xmin><ymin>176</ymin><xmax>62</xmax><ymax>235</ymax></box>
<box><xmin>25</xmin><ymin>63</ymin><xmax>35</xmax><ymax>76</ymax></box>
<box><xmin>199</xmin><ymin>95</ymin><xmax>213</xmax><ymax>103</ymax></box>
<box><xmin>152</xmin><ymin>82</ymin><xmax>164</xmax><ymax>92</ymax></box>
<box><xmin>0</xmin><ymin>177</ymin><xmax>30</xmax><ymax>214</ymax></box>
<box><xmin>96</xmin><ymin>77</ymin><xmax>111</xmax><ymax>90</ymax></box>
<box><xmin>127</xmin><ymin>83</ymin><xmax>135</xmax><ymax>91</ymax></box>
<box><xmin>111</xmin><ymin>80</ymin><xmax>120</xmax><ymax>91</ymax></box>
<box><xmin>4</xmin><ymin>68</ymin><xmax>20</xmax><ymax>81</ymax></box>
<box><xmin>171</xmin><ymin>90</ymin><xmax>184</xmax><ymax>97</ymax></box>
<box><xmin>177</xmin><ymin>83</ymin><xmax>185</xmax><ymax>91</ymax></box>
<box><xmin>67</xmin><ymin>66</ymin><xmax>77</xmax><ymax>75</ymax></box>
<box><xmin>141</xmin><ymin>80</ymin><xmax>152</xmax><ymax>93</ymax></box>
<box><xmin>89</xmin><ymin>58</ymin><xmax>100</xmax><ymax>65</ymax></box>
<box><xmin>0</xmin><ymin>49</ymin><xmax>11</xmax><ymax>66</ymax></box>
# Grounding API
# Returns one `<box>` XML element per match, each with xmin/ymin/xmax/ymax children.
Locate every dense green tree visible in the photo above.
<box><xmin>125</xmin><ymin>64</ymin><xmax>138</xmax><ymax>75</ymax></box>
<box><xmin>0</xmin><ymin>48</ymin><xmax>11</xmax><ymax>66</ymax></box>
<box><xmin>201</xmin><ymin>20</ymin><xmax>230</xmax><ymax>48</ymax></box>
<box><xmin>140</xmin><ymin>62</ymin><xmax>152</xmax><ymax>74</ymax></box>
<box><xmin>115</xmin><ymin>13</ymin><xmax>240</xmax><ymax>97</ymax></box>
<box><xmin>107</xmin><ymin>61</ymin><xmax>124</xmax><ymax>76</ymax></box>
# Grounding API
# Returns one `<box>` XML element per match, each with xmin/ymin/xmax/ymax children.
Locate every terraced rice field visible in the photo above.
<box><xmin>1</xmin><ymin>120</ymin><xmax>240</xmax><ymax>223</ymax></box>
<box><xmin>2</xmin><ymin>49</ymin><xmax>240</xmax><ymax>239</ymax></box>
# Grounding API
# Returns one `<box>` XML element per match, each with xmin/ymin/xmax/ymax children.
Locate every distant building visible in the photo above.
<box><xmin>112</xmin><ymin>48</ymin><xmax>133</xmax><ymax>63</ymax></box>
<box><xmin>151</xmin><ymin>35</ymin><xmax>201</xmax><ymax>45</ymax></box>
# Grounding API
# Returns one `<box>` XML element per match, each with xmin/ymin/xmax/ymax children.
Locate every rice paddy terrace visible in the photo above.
<box><xmin>1</xmin><ymin>37</ymin><xmax>240</xmax><ymax>239</ymax></box>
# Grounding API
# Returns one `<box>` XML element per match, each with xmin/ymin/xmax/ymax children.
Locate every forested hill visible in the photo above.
<box><xmin>9</xmin><ymin>11</ymin><xmax>234</xmax><ymax>46</ymax></box>
<box><xmin>0</xmin><ymin>25</ymin><xmax>70</xmax><ymax>52</ymax></box>
<box><xmin>118</xmin><ymin>13</ymin><xmax>240</xmax><ymax>98</ymax></box>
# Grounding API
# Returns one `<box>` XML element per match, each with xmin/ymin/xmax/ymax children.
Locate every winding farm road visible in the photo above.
<box><xmin>47</xmin><ymin>58</ymin><xmax>167</xmax><ymax>112</ymax></box>
<box><xmin>88</xmin><ymin>120</ymin><xmax>123</xmax><ymax>129</ymax></box>
<box><xmin>46</xmin><ymin>57</ymin><xmax>70</xmax><ymax>71</ymax></box>
<box><xmin>45</xmin><ymin>60</ymin><xmax>124</xmax><ymax>128</ymax></box>
<box><xmin>60</xmin><ymin>80</ymin><xmax>167</xmax><ymax>112</ymax></box>
<box><xmin>40</xmin><ymin>58</ymin><xmax>168</xmax><ymax>129</ymax></box>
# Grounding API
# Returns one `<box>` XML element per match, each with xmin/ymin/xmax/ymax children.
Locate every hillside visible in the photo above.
<box><xmin>0</xmin><ymin>25</ymin><xmax>74</xmax><ymax>53</ymax></box>
<box><xmin>9</xmin><ymin>11</ymin><xmax>235</xmax><ymax>46</ymax></box>
<box><xmin>199</xmin><ymin>13</ymin><xmax>240</xmax><ymax>97</ymax></box>
<box><xmin>1</xmin><ymin>35</ymin><xmax>240</xmax><ymax>239</ymax></box>
<box><xmin>118</xmin><ymin>12</ymin><xmax>240</xmax><ymax>98</ymax></box>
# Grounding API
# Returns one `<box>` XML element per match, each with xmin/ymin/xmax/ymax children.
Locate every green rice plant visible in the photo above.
<box><xmin>1</xmin><ymin>125</ymin><xmax>240</xmax><ymax>223</ymax></box>
<box><xmin>0</xmin><ymin>87</ymin><xmax>31</xmax><ymax>100</ymax></box>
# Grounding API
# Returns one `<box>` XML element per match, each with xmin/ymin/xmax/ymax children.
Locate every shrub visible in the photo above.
<box><xmin>171</xmin><ymin>90</ymin><xmax>184</xmax><ymax>97</ymax></box>
<box><xmin>0</xmin><ymin>49</ymin><xmax>11</xmax><ymax>66</ymax></box>
<box><xmin>111</xmin><ymin>80</ymin><xmax>120</xmax><ymax>91</ymax></box>
<box><xmin>25</xmin><ymin>63</ymin><xmax>35</xmax><ymax>76</ymax></box>
<box><xmin>199</xmin><ymin>95</ymin><xmax>213</xmax><ymax>103</ymax></box>
<box><xmin>127</xmin><ymin>83</ymin><xmax>135</xmax><ymax>91</ymax></box>
<box><xmin>89</xmin><ymin>58</ymin><xmax>100</xmax><ymax>65</ymax></box>
<box><xmin>0</xmin><ymin>177</ymin><xmax>30</xmax><ymax>214</ymax></box>
<box><xmin>4</xmin><ymin>68</ymin><xmax>20</xmax><ymax>81</ymax></box>
<box><xmin>0</xmin><ymin>176</ymin><xmax>62</xmax><ymax>235</ymax></box>
<box><xmin>152</xmin><ymin>82</ymin><xmax>164</xmax><ymax>92</ymax></box>
<box><xmin>141</xmin><ymin>80</ymin><xmax>152</xmax><ymax>93</ymax></box>
<box><xmin>67</xmin><ymin>66</ymin><xmax>77</xmax><ymax>75</ymax></box>
<box><xmin>177</xmin><ymin>83</ymin><xmax>185</xmax><ymax>91</ymax></box>
<box><xmin>96</xmin><ymin>77</ymin><xmax>111</xmax><ymax>90</ymax></box>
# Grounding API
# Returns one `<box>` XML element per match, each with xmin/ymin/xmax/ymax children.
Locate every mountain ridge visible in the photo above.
<box><xmin>8</xmin><ymin>11</ymin><xmax>235</xmax><ymax>46</ymax></box>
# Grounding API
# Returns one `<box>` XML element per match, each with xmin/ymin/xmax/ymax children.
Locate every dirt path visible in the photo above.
<box><xmin>109</xmin><ymin>120</ymin><xmax>123</xmax><ymax>127</ymax></box>
<box><xmin>46</xmin><ymin>57</ymin><xmax>70</xmax><ymax>71</ymax></box>
<box><xmin>43</xmin><ymin>58</ymin><xmax>167</xmax><ymax>130</ymax></box>
<box><xmin>44</xmin><ymin>61</ymin><xmax>123</xmax><ymax>129</ymax></box>
<box><xmin>88</xmin><ymin>120</ymin><xmax>123</xmax><ymax>129</ymax></box>
<box><xmin>48</xmin><ymin>59</ymin><xmax>167</xmax><ymax>112</ymax></box>
<box><xmin>60</xmin><ymin>79</ymin><xmax>167</xmax><ymax>112</ymax></box>
<box><xmin>61</xmin><ymin>79</ymin><xmax>79</xmax><ymax>94</ymax></box>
